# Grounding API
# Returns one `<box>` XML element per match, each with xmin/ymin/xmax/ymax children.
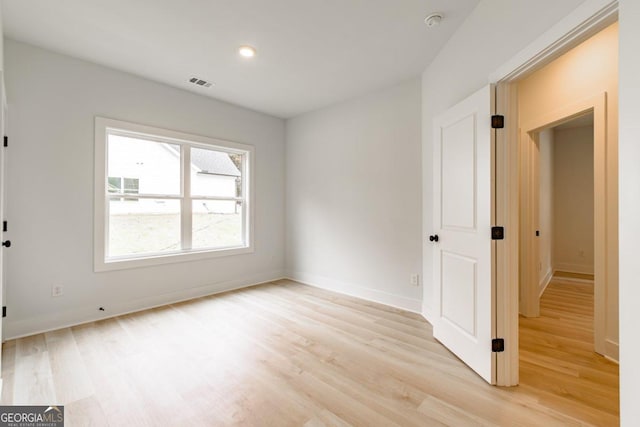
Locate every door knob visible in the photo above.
<box><xmin>429</xmin><ymin>235</ymin><xmax>439</xmax><ymax>242</ymax></box>
<box><xmin>2</xmin><ymin>240</ymin><xmax>10</xmax><ymax>248</ymax></box>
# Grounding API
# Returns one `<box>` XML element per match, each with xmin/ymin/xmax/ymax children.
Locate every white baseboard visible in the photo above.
<box><xmin>552</xmin><ymin>269</ymin><xmax>595</xmax><ymax>284</ymax></box>
<box><xmin>539</xmin><ymin>268</ymin><xmax>554</xmax><ymax>297</ymax></box>
<box><xmin>285</xmin><ymin>271</ymin><xmax>422</xmax><ymax>314</ymax></box>
<box><xmin>422</xmin><ymin>302</ymin><xmax>435</xmax><ymax>325</ymax></box>
<box><xmin>554</xmin><ymin>263</ymin><xmax>594</xmax><ymax>275</ymax></box>
<box><xmin>605</xmin><ymin>339</ymin><xmax>619</xmax><ymax>363</ymax></box>
<box><xmin>4</xmin><ymin>270</ymin><xmax>285</xmax><ymax>340</ymax></box>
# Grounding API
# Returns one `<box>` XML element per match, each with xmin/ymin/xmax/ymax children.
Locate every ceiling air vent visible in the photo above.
<box><xmin>189</xmin><ymin>77</ymin><xmax>214</xmax><ymax>88</ymax></box>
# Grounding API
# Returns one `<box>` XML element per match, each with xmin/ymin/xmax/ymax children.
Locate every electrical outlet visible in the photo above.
<box><xmin>410</xmin><ymin>274</ymin><xmax>420</xmax><ymax>286</ymax></box>
<box><xmin>52</xmin><ymin>285</ymin><xmax>64</xmax><ymax>297</ymax></box>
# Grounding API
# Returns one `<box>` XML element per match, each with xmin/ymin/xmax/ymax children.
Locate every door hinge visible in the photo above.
<box><xmin>491</xmin><ymin>226</ymin><xmax>505</xmax><ymax>240</ymax></box>
<box><xmin>3</xmin><ymin>136</ymin><xmax>6</xmax><ymax>147</ymax></box>
<box><xmin>2</xmin><ymin>221</ymin><xmax>6</xmax><ymax>233</ymax></box>
<box><xmin>2</xmin><ymin>306</ymin><xmax>6</xmax><ymax>318</ymax></box>
<box><xmin>492</xmin><ymin>338</ymin><xmax>504</xmax><ymax>352</ymax></box>
<box><xmin>491</xmin><ymin>115</ymin><xmax>505</xmax><ymax>129</ymax></box>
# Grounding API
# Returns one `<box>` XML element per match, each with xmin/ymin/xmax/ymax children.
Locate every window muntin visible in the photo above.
<box><xmin>95</xmin><ymin>117</ymin><xmax>253</xmax><ymax>271</ymax></box>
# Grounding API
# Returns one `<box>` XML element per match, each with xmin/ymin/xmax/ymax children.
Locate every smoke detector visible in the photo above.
<box><xmin>424</xmin><ymin>13</ymin><xmax>443</xmax><ymax>28</ymax></box>
<box><xmin>189</xmin><ymin>77</ymin><xmax>214</xmax><ymax>88</ymax></box>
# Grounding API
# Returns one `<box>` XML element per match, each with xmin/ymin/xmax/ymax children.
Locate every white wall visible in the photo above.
<box><xmin>0</xmin><ymin>3</ymin><xmax>4</xmax><ymax>71</ymax></box>
<box><xmin>538</xmin><ymin>129</ymin><xmax>554</xmax><ymax>292</ymax></box>
<box><xmin>553</xmin><ymin>125</ymin><xmax>595</xmax><ymax>275</ymax></box>
<box><xmin>285</xmin><ymin>78</ymin><xmax>422</xmax><ymax>312</ymax></box>
<box><xmin>619</xmin><ymin>0</ymin><xmax>640</xmax><ymax>423</ymax></box>
<box><xmin>421</xmin><ymin>0</ymin><xmax>586</xmax><ymax>318</ymax></box>
<box><xmin>3</xmin><ymin>39</ymin><xmax>286</xmax><ymax>338</ymax></box>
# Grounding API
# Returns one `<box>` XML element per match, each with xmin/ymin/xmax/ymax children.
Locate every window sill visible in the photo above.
<box><xmin>94</xmin><ymin>246</ymin><xmax>254</xmax><ymax>272</ymax></box>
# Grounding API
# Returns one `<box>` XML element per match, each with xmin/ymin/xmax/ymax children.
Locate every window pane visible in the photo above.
<box><xmin>192</xmin><ymin>200</ymin><xmax>243</xmax><ymax>249</ymax></box>
<box><xmin>108</xmin><ymin>177</ymin><xmax>122</xmax><ymax>193</ymax></box>
<box><xmin>191</xmin><ymin>147</ymin><xmax>243</xmax><ymax>197</ymax></box>
<box><xmin>108</xmin><ymin>199</ymin><xmax>181</xmax><ymax>257</ymax></box>
<box><xmin>123</xmin><ymin>178</ymin><xmax>139</xmax><ymax>194</ymax></box>
<box><xmin>108</xmin><ymin>134</ymin><xmax>180</xmax><ymax>196</ymax></box>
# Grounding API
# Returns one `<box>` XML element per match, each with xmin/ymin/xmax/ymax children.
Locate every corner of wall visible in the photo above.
<box><xmin>538</xmin><ymin>268</ymin><xmax>554</xmax><ymax>297</ymax></box>
<box><xmin>286</xmin><ymin>272</ymin><xmax>422</xmax><ymax>314</ymax></box>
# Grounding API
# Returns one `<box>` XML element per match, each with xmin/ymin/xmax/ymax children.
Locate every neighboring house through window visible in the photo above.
<box><xmin>94</xmin><ymin>117</ymin><xmax>254</xmax><ymax>271</ymax></box>
<box><xmin>108</xmin><ymin>177</ymin><xmax>140</xmax><ymax>201</ymax></box>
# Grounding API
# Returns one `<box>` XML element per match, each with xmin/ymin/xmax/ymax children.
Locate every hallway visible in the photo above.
<box><xmin>519</xmin><ymin>278</ymin><xmax>619</xmax><ymax>425</ymax></box>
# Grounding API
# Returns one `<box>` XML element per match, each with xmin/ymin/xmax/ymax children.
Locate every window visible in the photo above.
<box><xmin>108</xmin><ymin>177</ymin><xmax>139</xmax><ymax>201</ymax></box>
<box><xmin>94</xmin><ymin>117</ymin><xmax>254</xmax><ymax>271</ymax></box>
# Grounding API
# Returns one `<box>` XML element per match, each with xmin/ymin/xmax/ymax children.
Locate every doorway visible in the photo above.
<box><xmin>514</xmin><ymin>18</ymin><xmax>618</xmax><ymax>354</ymax></box>
<box><xmin>518</xmin><ymin>112</ymin><xmax>618</xmax><ymax>423</ymax></box>
<box><xmin>539</xmin><ymin>114</ymin><xmax>595</xmax><ymax>285</ymax></box>
<box><xmin>426</xmin><ymin>2</ymin><xmax>620</xmax><ymax>411</ymax></box>
<box><xmin>523</xmin><ymin>112</ymin><xmax>596</xmax><ymax>311</ymax></box>
<box><xmin>502</xmin><ymin>20</ymin><xmax>619</xmax><ymax>424</ymax></box>
<box><xmin>493</xmin><ymin>15</ymin><xmax>620</xmax><ymax>385</ymax></box>
<box><xmin>538</xmin><ymin>113</ymin><xmax>595</xmax><ymax>292</ymax></box>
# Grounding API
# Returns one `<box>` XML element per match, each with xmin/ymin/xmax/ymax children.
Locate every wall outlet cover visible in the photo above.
<box><xmin>410</xmin><ymin>274</ymin><xmax>420</xmax><ymax>286</ymax></box>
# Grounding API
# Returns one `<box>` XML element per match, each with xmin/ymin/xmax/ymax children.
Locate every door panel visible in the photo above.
<box><xmin>441</xmin><ymin>251</ymin><xmax>477</xmax><ymax>336</ymax></box>
<box><xmin>441</xmin><ymin>115</ymin><xmax>477</xmax><ymax>230</ymax></box>
<box><xmin>433</xmin><ymin>85</ymin><xmax>494</xmax><ymax>384</ymax></box>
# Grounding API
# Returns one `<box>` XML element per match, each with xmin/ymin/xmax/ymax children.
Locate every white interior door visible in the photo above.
<box><xmin>432</xmin><ymin>85</ymin><xmax>495</xmax><ymax>384</ymax></box>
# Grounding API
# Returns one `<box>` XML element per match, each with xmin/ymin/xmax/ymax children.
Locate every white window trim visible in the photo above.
<box><xmin>94</xmin><ymin>117</ymin><xmax>255</xmax><ymax>272</ymax></box>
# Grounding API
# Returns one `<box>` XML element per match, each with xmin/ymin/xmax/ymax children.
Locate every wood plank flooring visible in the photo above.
<box><xmin>1</xmin><ymin>279</ymin><xmax>619</xmax><ymax>426</ymax></box>
<box><xmin>520</xmin><ymin>277</ymin><xmax>619</xmax><ymax>426</ymax></box>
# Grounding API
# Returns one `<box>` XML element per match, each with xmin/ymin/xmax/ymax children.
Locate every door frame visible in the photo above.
<box><xmin>0</xmin><ymin>71</ymin><xmax>6</xmax><ymax>385</ymax></box>
<box><xmin>490</xmin><ymin>0</ymin><xmax>618</xmax><ymax>386</ymax></box>
<box><xmin>519</xmin><ymin>94</ymin><xmax>608</xmax><ymax>357</ymax></box>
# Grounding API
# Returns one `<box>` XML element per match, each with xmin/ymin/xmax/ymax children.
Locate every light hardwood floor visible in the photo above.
<box><xmin>520</xmin><ymin>277</ymin><xmax>619</xmax><ymax>426</ymax></box>
<box><xmin>1</xmin><ymin>279</ymin><xmax>618</xmax><ymax>426</ymax></box>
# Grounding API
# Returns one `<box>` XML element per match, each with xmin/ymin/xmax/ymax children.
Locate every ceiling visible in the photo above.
<box><xmin>1</xmin><ymin>0</ymin><xmax>480</xmax><ymax>118</ymax></box>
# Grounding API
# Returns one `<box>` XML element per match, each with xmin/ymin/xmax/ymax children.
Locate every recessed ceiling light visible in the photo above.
<box><xmin>239</xmin><ymin>45</ymin><xmax>256</xmax><ymax>58</ymax></box>
<box><xmin>424</xmin><ymin>13</ymin><xmax>443</xmax><ymax>28</ymax></box>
